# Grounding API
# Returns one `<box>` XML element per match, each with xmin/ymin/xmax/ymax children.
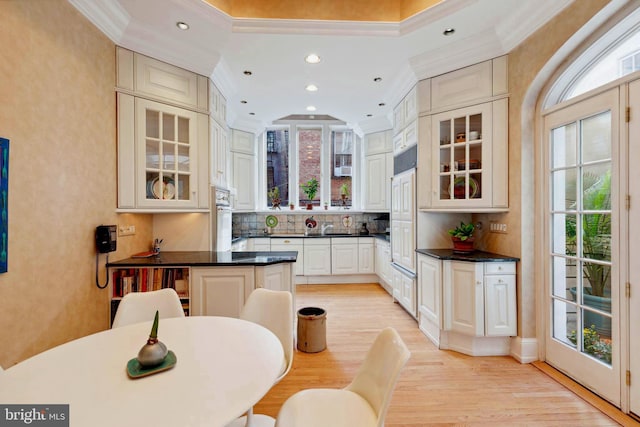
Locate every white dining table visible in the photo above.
<box><xmin>0</xmin><ymin>316</ymin><xmax>284</xmax><ymax>427</ymax></box>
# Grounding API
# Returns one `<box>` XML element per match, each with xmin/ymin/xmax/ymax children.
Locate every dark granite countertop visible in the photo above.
<box><xmin>416</xmin><ymin>248</ymin><xmax>519</xmax><ymax>262</ymax></box>
<box><xmin>234</xmin><ymin>233</ymin><xmax>389</xmax><ymax>241</ymax></box>
<box><xmin>107</xmin><ymin>251</ymin><xmax>298</xmax><ymax>267</ymax></box>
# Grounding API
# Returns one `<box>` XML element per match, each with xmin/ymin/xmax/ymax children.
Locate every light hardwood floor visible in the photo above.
<box><xmin>254</xmin><ymin>283</ymin><xmax>634</xmax><ymax>426</ymax></box>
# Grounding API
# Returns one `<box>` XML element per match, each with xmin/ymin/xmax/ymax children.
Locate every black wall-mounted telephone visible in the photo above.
<box><xmin>95</xmin><ymin>225</ymin><xmax>117</xmax><ymax>253</ymax></box>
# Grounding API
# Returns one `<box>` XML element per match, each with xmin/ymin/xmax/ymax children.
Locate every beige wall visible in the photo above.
<box><xmin>474</xmin><ymin>0</ymin><xmax>610</xmax><ymax>339</ymax></box>
<box><xmin>0</xmin><ymin>0</ymin><xmax>151</xmax><ymax>367</ymax></box>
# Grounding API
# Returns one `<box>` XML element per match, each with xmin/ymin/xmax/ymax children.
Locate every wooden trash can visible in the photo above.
<box><xmin>297</xmin><ymin>307</ymin><xmax>326</xmax><ymax>353</ymax></box>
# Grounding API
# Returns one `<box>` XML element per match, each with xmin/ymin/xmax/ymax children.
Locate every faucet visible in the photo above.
<box><xmin>321</xmin><ymin>223</ymin><xmax>334</xmax><ymax>235</ymax></box>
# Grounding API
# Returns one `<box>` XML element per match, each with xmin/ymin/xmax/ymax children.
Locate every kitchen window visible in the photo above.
<box><xmin>262</xmin><ymin>124</ymin><xmax>359</xmax><ymax>210</ymax></box>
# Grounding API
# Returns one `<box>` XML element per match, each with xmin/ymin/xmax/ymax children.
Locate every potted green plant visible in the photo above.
<box><xmin>340</xmin><ymin>182</ymin><xmax>350</xmax><ymax>208</ymax></box>
<box><xmin>448</xmin><ymin>221</ymin><xmax>475</xmax><ymax>252</ymax></box>
<box><xmin>301</xmin><ymin>178</ymin><xmax>319</xmax><ymax>210</ymax></box>
<box><xmin>267</xmin><ymin>186</ymin><xmax>281</xmax><ymax>210</ymax></box>
<box><xmin>567</xmin><ymin>171</ymin><xmax>611</xmax><ymax>336</ymax></box>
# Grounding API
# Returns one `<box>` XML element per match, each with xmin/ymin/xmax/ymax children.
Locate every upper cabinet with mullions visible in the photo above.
<box><xmin>417</xmin><ymin>56</ymin><xmax>509</xmax><ymax>212</ymax></box>
<box><xmin>116</xmin><ymin>47</ymin><xmax>210</xmax><ymax>212</ymax></box>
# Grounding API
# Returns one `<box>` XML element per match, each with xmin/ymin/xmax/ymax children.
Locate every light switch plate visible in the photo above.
<box><xmin>118</xmin><ymin>225</ymin><xmax>136</xmax><ymax>236</ymax></box>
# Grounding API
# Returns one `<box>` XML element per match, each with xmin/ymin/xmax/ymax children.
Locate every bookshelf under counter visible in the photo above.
<box><xmin>106</xmin><ymin>251</ymin><xmax>298</xmax><ymax>326</ymax></box>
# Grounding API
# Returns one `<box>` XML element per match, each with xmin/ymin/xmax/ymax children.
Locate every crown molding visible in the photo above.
<box><xmin>496</xmin><ymin>0</ymin><xmax>574</xmax><ymax>52</ymax></box>
<box><xmin>231</xmin><ymin>18</ymin><xmax>399</xmax><ymax>37</ymax></box>
<box><xmin>68</xmin><ymin>0</ymin><xmax>129</xmax><ymax>43</ymax></box>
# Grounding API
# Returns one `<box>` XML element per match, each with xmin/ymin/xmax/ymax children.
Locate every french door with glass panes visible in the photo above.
<box><xmin>543</xmin><ymin>88</ymin><xmax>620</xmax><ymax>405</ymax></box>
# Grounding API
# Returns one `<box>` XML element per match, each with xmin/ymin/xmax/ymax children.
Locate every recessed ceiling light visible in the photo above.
<box><xmin>378</xmin><ymin>103</ymin><xmax>386</xmax><ymax>107</ymax></box>
<box><xmin>305</xmin><ymin>54</ymin><xmax>321</xmax><ymax>64</ymax></box>
<box><xmin>305</xmin><ymin>84</ymin><xmax>318</xmax><ymax>92</ymax></box>
<box><xmin>373</xmin><ymin>77</ymin><xmax>382</xmax><ymax>82</ymax></box>
<box><xmin>243</xmin><ymin>70</ymin><xmax>253</xmax><ymax>76</ymax></box>
<box><xmin>176</xmin><ymin>22</ymin><xmax>189</xmax><ymax>30</ymax></box>
<box><xmin>306</xmin><ymin>106</ymin><xmax>317</xmax><ymax>112</ymax></box>
<box><xmin>443</xmin><ymin>28</ymin><xmax>455</xmax><ymax>36</ymax></box>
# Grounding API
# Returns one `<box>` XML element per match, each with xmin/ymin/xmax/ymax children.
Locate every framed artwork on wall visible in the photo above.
<box><xmin>0</xmin><ymin>137</ymin><xmax>8</xmax><ymax>273</ymax></box>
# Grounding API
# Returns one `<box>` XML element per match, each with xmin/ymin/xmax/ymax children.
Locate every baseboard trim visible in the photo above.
<box><xmin>510</xmin><ymin>336</ymin><xmax>539</xmax><ymax>363</ymax></box>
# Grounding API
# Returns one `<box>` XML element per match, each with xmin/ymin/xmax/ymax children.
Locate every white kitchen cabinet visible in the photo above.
<box><xmin>444</xmin><ymin>261</ymin><xmax>485</xmax><ymax>336</ymax></box>
<box><xmin>255</xmin><ymin>263</ymin><xmax>293</xmax><ymax>292</ymax></box>
<box><xmin>443</xmin><ymin>260</ymin><xmax>516</xmax><ymax>337</ymax></box>
<box><xmin>393</xmin><ymin>86</ymin><xmax>417</xmax><ymax>135</ymax></box>
<box><xmin>417</xmin><ymin>252</ymin><xmax>517</xmax><ymax>356</ymax></box>
<box><xmin>363</xmin><ymin>152</ymin><xmax>392</xmax><ymax>211</ymax></box>
<box><xmin>230</xmin><ymin>129</ymin><xmax>256</xmax><ymax>211</ymax></box>
<box><xmin>210</xmin><ymin>83</ymin><xmax>227</xmax><ymax>127</ymax></box>
<box><xmin>331</xmin><ymin>238</ymin><xmax>359</xmax><ymax>275</ymax></box>
<box><xmin>364</xmin><ymin>130</ymin><xmax>392</xmax><ymax>155</ymax></box>
<box><xmin>230</xmin><ymin>129</ymin><xmax>255</xmax><ymax>154</ymax></box>
<box><xmin>116</xmin><ymin>48</ymin><xmax>209</xmax><ymax>212</ymax></box>
<box><xmin>303</xmin><ymin>238</ymin><xmax>331</xmax><ymax>276</ymax></box>
<box><xmin>417</xmin><ymin>254</ymin><xmax>442</xmax><ymax>344</ymax></box>
<box><xmin>231</xmin><ymin>239</ymin><xmax>248</xmax><ymax>251</ymax></box>
<box><xmin>271</xmin><ymin>238</ymin><xmax>304</xmax><ymax>276</ymax></box>
<box><xmin>211</xmin><ymin>119</ymin><xmax>229</xmax><ymax>188</ymax></box>
<box><xmin>484</xmin><ymin>262</ymin><xmax>517</xmax><ymax>336</ymax></box>
<box><xmin>117</xmin><ymin>95</ymin><xmax>209</xmax><ymax>211</ymax></box>
<box><xmin>231</xmin><ymin>151</ymin><xmax>255</xmax><ymax>211</ymax></box>
<box><xmin>375</xmin><ymin>239</ymin><xmax>392</xmax><ymax>289</ymax></box>
<box><xmin>393</xmin><ymin>119</ymin><xmax>417</xmax><ymax>155</ymax></box>
<box><xmin>250</xmin><ymin>238</ymin><xmax>271</xmax><ymax>251</ymax></box>
<box><xmin>424</xmin><ymin>101</ymin><xmax>508</xmax><ymax>212</ymax></box>
<box><xmin>358</xmin><ymin>237</ymin><xmax>374</xmax><ymax>274</ymax></box>
<box><xmin>116</xmin><ymin>48</ymin><xmax>208</xmax><ymax>111</ymax></box>
<box><xmin>391</xmin><ymin>169</ymin><xmax>415</xmax><ymax>272</ymax></box>
<box><xmin>191</xmin><ymin>267</ymin><xmax>255</xmax><ymax>318</ymax></box>
<box><xmin>392</xmin><ymin>265</ymin><xmax>416</xmax><ymax>318</ymax></box>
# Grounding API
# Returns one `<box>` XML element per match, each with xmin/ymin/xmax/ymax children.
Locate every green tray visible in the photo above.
<box><xmin>127</xmin><ymin>350</ymin><xmax>177</xmax><ymax>379</ymax></box>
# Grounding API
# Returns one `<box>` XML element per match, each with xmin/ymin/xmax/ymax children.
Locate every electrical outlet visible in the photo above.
<box><xmin>118</xmin><ymin>225</ymin><xmax>136</xmax><ymax>236</ymax></box>
<box><xmin>489</xmin><ymin>221</ymin><xmax>507</xmax><ymax>234</ymax></box>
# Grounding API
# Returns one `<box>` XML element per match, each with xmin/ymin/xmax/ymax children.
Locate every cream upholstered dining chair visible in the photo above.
<box><xmin>274</xmin><ymin>327</ymin><xmax>410</xmax><ymax>427</ymax></box>
<box><xmin>111</xmin><ymin>288</ymin><xmax>185</xmax><ymax>328</ymax></box>
<box><xmin>226</xmin><ymin>288</ymin><xmax>294</xmax><ymax>427</ymax></box>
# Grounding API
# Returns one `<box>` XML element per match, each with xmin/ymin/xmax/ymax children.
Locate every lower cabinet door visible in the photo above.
<box><xmin>191</xmin><ymin>267</ymin><xmax>254</xmax><ymax>318</ymax></box>
<box><xmin>444</xmin><ymin>261</ymin><xmax>484</xmax><ymax>336</ymax></box>
<box><xmin>484</xmin><ymin>274</ymin><xmax>516</xmax><ymax>336</ymax></box>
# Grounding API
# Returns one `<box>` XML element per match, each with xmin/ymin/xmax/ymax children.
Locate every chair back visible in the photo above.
<box><xmin>112</xmin><ymin>288</ymin><xmax>185</xmax><ymax>328</ymax></box>
<box><xmin>346</xmin><ymin>327</ymin><xmax>410</xmax><ymax>427</ymax></box>
<box><xmin>240</xmin><ymin>288</ymin><xmax>294</xmax><ymax>380</ymax></box>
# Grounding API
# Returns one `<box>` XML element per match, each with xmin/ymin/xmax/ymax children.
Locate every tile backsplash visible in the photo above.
<box><xmin>233</xmin><ymin>211</ymin><xmax>389</xmax><ymax>236</ymax></box>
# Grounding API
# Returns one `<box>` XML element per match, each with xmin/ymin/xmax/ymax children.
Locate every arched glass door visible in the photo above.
<box><xmin>543</xmin><ymin>89</ymin><xmax>620</xmax><ymax>405</ymax></box>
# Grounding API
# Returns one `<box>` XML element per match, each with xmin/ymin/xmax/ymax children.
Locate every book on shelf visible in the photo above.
<box><xmin>111</xmin><ymin>267</ymin><xmax>190</xmax><ymax>298</ymax></box>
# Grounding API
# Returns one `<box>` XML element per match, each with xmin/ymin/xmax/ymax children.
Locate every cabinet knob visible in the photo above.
<box><xmin>476</xmin><ymin>281</ymin><xmax>482</xmax><ymax>285</ymax></box>
<box><xmin>498</xmin><ymin>266</ymin><xmax>503</xmax><ymax>270</ymax></box>
<box><xmin>284</xmin><ymin>240</ymin><xmax>290</xmax><ymax>243</ymax></box>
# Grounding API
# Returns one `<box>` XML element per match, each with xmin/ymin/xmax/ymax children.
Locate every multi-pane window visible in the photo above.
<box><xmin>620</xmin><ymin>49</ymin><xmax>640</xmax><ymax>76</ymax></box>
<box><xmin>264</xmin><ymin>125</ymin><xmax>356</xmax><ymax>210</ymax></box>
<box><xmin>266</xmin><ymin>129</ymin><xmax>289</xmax><ymax>206</ymax></box>
<box><xmin>298</xmin><ymin>128</ymin><xmax>322</xmax><ymax>208</ymax></box>
<box><xmin>331</xmin><ymin>130</ymin><xmax>353</xmax><ymax>207</ymax></box>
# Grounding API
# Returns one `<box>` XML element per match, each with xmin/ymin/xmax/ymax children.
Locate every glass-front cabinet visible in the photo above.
<box><xmin>427</xmin><ymin>100</ymin><xmax>508</xmax><ymax>211</ymax></box>
<box><xmin>135</xmin><ymin>99</ymin><xmax>200</xmax><ymax>209</ymax></box>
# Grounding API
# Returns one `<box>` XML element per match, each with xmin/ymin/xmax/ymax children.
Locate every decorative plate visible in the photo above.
<box><xmin>305</xmin><ymin>216</ymin><xmax>317</xmax><ymax>229</ymax></box>
<box><xmin>265</xmin><ymin>215</ymin><xmax>278</xmax><ymax>228</ymax></box>
<box><xmin>148</xmin><ymin>176</ymin><xmax>176</xmax><ymax>200</ymax></box>
<box><xmin>452</xmin><ymin>177</ymin><xmax>479</xmax><ymax>199</ymax></box>
<box><xmin>342</xmin><ymin>215</ymin><xmax>353</xmax><ymax>228</ymax></box>
<box><xmin>127</xmin><ymin>350</ymin><xmax>177</xmax><ymax>379</ymax></box>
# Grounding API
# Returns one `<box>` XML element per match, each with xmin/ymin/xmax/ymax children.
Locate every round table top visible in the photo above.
<box><xmin>0</xmin><ymin>316</ymin><xmax>284</xmax><ymax>427</ymax></box>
